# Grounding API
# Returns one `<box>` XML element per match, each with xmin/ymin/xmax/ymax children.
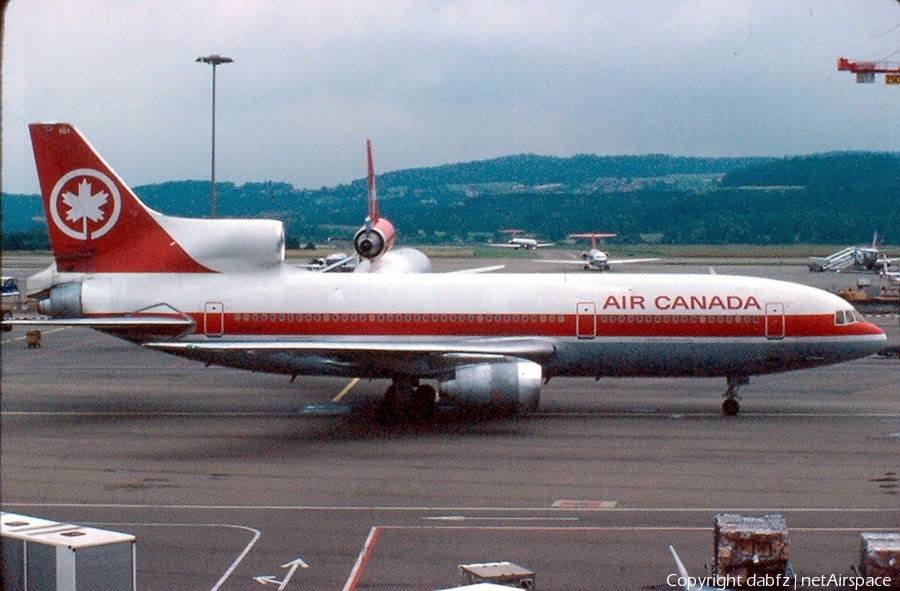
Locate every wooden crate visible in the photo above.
<box><xmin>859</xmin><ymin>533</ymin><xmax>900</xmax><ymax>590</ymax></box>
<box><xmin>714</xmin><ymin>513</ymin><xmax>788</xmax><ymax>582</ymax></box>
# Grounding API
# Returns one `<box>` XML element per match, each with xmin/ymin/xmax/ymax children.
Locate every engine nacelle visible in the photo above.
<box><xmin>439</xmin><ymin>360</ymin><xmax>542</xmax><ymax>413</ymax></box>
<box><xmin>353</xmin><ymin>218</ymin><xmax>396</xmax><ymax>260</ymax></box>
<box><xmin>38</xmin><ymin>282</ymin><xmax>83</xmax><ymax>318</ymax></box>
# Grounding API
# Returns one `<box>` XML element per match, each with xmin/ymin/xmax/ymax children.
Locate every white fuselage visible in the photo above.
<box><xmin>510</xmin><ymin>238</ymin><xmax>539</xmax><ymax>249</ymax></box>
<box><xmin>584</xmin><ymin>249</ymin><xmax>610</xmax><ymax>269</ymax></box>
<box><xmin>68</xmin><ymin>267</ymin><xmax>885</xmax><ymax>380</ymax></box>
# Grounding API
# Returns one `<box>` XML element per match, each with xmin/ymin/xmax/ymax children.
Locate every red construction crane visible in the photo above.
<box><xmin>837</xmin><ymin>57</ymin><xmax>900</xmax><ymax>84</ymax></box>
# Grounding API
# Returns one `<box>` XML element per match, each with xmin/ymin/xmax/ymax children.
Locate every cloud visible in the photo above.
<box><xmin>3</xmin><ymin>0</ymin><xmax>899</xmax><ymax>194</ymax></box>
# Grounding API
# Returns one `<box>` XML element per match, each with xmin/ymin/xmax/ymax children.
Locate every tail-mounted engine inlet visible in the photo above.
<box><xmin>38</xmin><ymin>282</ymin><xmax>83</xmax><ymax>318</ymax></box>
<box><xmin>354</xmin><ymin>228</ymin><xmax>386</xmax><ymax>259</ymax></box>
<box><xmin>353</xmin><ymin>217</ymin><xmax>396</xmax><ymax>261</ymax></box>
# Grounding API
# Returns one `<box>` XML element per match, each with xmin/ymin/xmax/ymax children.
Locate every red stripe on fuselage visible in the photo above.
<box><xmin>179</xmin><ymin>311</ymin><xmax>881</xmax><ymax>339</ymax></box>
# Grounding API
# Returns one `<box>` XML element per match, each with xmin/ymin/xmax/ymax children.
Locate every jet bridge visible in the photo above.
<box><xmin>809</xmin><ymin>246</ymin><xmax>857</xmax><ymax>272</ymax></box>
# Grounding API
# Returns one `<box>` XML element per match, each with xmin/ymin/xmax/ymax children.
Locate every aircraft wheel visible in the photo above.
<box><xmin>722</xmin><ymin>398</ymin><xmax>740</xmax><ymax>417</ymax></box>
<box><xmin>380</xmin><ymin>380</ymin><xmax>434</xmax><ymax>424</ymax></box>
<box><xmin>383</xmin><ymin>384</ymin><xmax>399</xmax><ymax>407</ymax></box>
<box><xmin>411</xmin><ymin>385</ymin><xmax>436</xmax><ymax>421</ymax></box>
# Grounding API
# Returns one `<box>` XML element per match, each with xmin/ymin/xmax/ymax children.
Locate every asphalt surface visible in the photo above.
<box><xmin>2</xmin><ymin>254</ymin><xmax>899</xmax><ymax>590</ymax></box>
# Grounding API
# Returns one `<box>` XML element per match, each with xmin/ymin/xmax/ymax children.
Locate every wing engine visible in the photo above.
<box><xmin>438</xmin><ymin>359</ymin><xmax>543</xmax><ymax>413</ymax></box>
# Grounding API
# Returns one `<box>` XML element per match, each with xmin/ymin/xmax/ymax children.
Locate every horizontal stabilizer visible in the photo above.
<box><xmin>4</xmin><ymin>316</ymin><xmax>195</xmax><ymax>329</ymax></box>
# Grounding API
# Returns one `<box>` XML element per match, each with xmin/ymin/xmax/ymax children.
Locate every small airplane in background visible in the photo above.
<box><xmin>536</xmin><ymin>232</ymin><xmax>660</xmax><ymax>271</ymax></box>
<box><xmin>488</xmin><ymin>229</ymin><xmax>554</xmax><ymax>251</ymax></box>
<box><xmin>304</xmin><ymin>142</ymin><xmax>499</xmax><ymax>276</ymax></box>
<box><xmin>304</xmin><ymin>139</ymin><xmax>433</xmax><ymax>274</ymax></box>
<box><xmin>809</xmin><ymin>232</ymin><xmax>897</xmax><ymax>273</ymax></box>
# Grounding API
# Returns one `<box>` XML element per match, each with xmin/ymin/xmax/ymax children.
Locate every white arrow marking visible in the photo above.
<box><xmin>255</xmin><ymin>557</ymin><xmax>308</xmax><ymax>590</ymax></box>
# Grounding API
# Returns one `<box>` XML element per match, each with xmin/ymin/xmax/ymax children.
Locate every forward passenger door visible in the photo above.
<box><xmin>576</xmin><ymin>302</ymin><xmax>597</xmax><ymax>339</ymax></box>
<box><xmin>765</xmin><ymin>302</ymin><xmax>785</xmax><ymax>340</ymax></box>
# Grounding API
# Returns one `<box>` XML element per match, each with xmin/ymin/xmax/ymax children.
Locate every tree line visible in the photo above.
<box><xmin>3</xmin><ymin>151</ymin><xmax>897</xmax><ymax>249</ymax></box>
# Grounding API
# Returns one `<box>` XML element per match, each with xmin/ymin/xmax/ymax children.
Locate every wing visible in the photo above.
<box><xmin>487</xmin><ymin>243</ymin><xmax>522</xmax><ymax>248</ymax></box>
<box><xmin>145</xmin><ymin>336</ymin><xmax>555</xmax><ymax>378</ymax></box>
<box><xmin>446</xmin><ymin>264</ymin><xmax>505</xmax><ymax>274</ymax></box>
<box><xmin>533</xmin><ymin>259</ymin><xmax>586</xmax><ymax>265</ymax></box>
<box><xmin>607</xmin><ymin>257</ymin><xmax>660</xmax><ymax>264</ymax></box>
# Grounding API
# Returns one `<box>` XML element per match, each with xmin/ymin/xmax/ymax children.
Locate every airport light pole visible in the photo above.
<box><xmin>196</xmin><ymin>54</ymin><xmax>233</xmax><ymax>218</ymax></box>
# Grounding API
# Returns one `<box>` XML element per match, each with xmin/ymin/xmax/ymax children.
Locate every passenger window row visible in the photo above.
<box><xmin>599</xmin><ymin>315</ymin><xmax>761</xmax><ymax>324</ymax></box>
<box><xmin>232</xmin><ymin>312</ymin><xmax>568</xmax><ymax>324</ymax></box>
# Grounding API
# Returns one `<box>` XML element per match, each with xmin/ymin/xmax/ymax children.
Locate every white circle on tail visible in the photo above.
<box><xmin>49</xmin><ymin>168</ymin><xmax>122</xmax><ymax>240</ymax></box>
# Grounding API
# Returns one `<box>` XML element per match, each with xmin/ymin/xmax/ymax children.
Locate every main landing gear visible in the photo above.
<box><xmin>381</xmin><ymin>376</ymin><xmax>436</xmax><ymax>423</ymax></box>
<box><xmin>722</xmin><ymin>375</ymin><xmax>749</xmax><ymax>416</ymax></box>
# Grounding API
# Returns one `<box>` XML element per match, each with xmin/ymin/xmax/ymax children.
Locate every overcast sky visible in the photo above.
<box><xmin>2</xmin><ymin>1</ymin><xmax>899</xmax><ymax>194</ymax></box>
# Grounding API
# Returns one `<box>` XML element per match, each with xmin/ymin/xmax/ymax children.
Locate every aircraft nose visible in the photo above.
<box><xmin>854</xmin><ymin>317</ymin><xmax>889</xmax><ymax>356</ymax></box>
<box><xmin>857</xmin><ymin>317</ymin><xmax>887</xmax><ymax>337</ymax></box>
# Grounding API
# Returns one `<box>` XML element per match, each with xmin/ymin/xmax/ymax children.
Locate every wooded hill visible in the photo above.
<box><xmin>3</xmin><ymin>151</ymin><xmax>898</xmax><ymax>249</ymax></box>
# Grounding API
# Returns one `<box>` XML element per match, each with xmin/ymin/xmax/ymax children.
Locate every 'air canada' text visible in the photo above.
<box><xmin>602</xmin><ymin>294</ymin><xmax>763</xmax><ymax>311</ymax></box>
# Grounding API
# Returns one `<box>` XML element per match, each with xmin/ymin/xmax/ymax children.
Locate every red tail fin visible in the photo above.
<box><xmin>29</xmin><ymin>123</ymin><xmax>211</xmax><ymax>273</ymax></box>
<box><xmin>352</xmin><ymin>139</ymin><xmax>395</xmax><ymax>260</ymax></box>
<box><xmin>366</xmin><ymin>138</ymin><xmax>379</xmax><ymax>222</ymax></box>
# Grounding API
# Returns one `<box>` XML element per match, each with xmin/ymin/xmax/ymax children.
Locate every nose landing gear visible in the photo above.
<box><xmin>722</xmin><ymin>375</ymin><xmax>749</xmax><ymax>416</ymax></box>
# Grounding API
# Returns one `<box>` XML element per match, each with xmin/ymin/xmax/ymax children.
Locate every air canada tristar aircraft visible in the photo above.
<box><xmin>313</xmin><ymin>138</ymin><xmax>433</xmax><ymax>274</ymax></box>
<box><xmin>13</xmin><ymin>123</ymin><xmax>886</xmax><ymax>418</ymax></box>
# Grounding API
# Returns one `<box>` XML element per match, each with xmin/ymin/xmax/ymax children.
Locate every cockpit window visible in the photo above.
<box><xmin>834</xmin><ymin>310</ymin><xmax>857</xmax><ymax>325</ymax></box>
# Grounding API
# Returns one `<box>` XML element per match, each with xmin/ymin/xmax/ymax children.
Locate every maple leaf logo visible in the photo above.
<box><xmin>50</xmin><ymin>169</ymin><xmax>121</xmax><ymax>241</ymax></box>
<box><xmin>61</xmin><ymin>179</ymin><xmax>108</xmax><ymax>224</ymax></box>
